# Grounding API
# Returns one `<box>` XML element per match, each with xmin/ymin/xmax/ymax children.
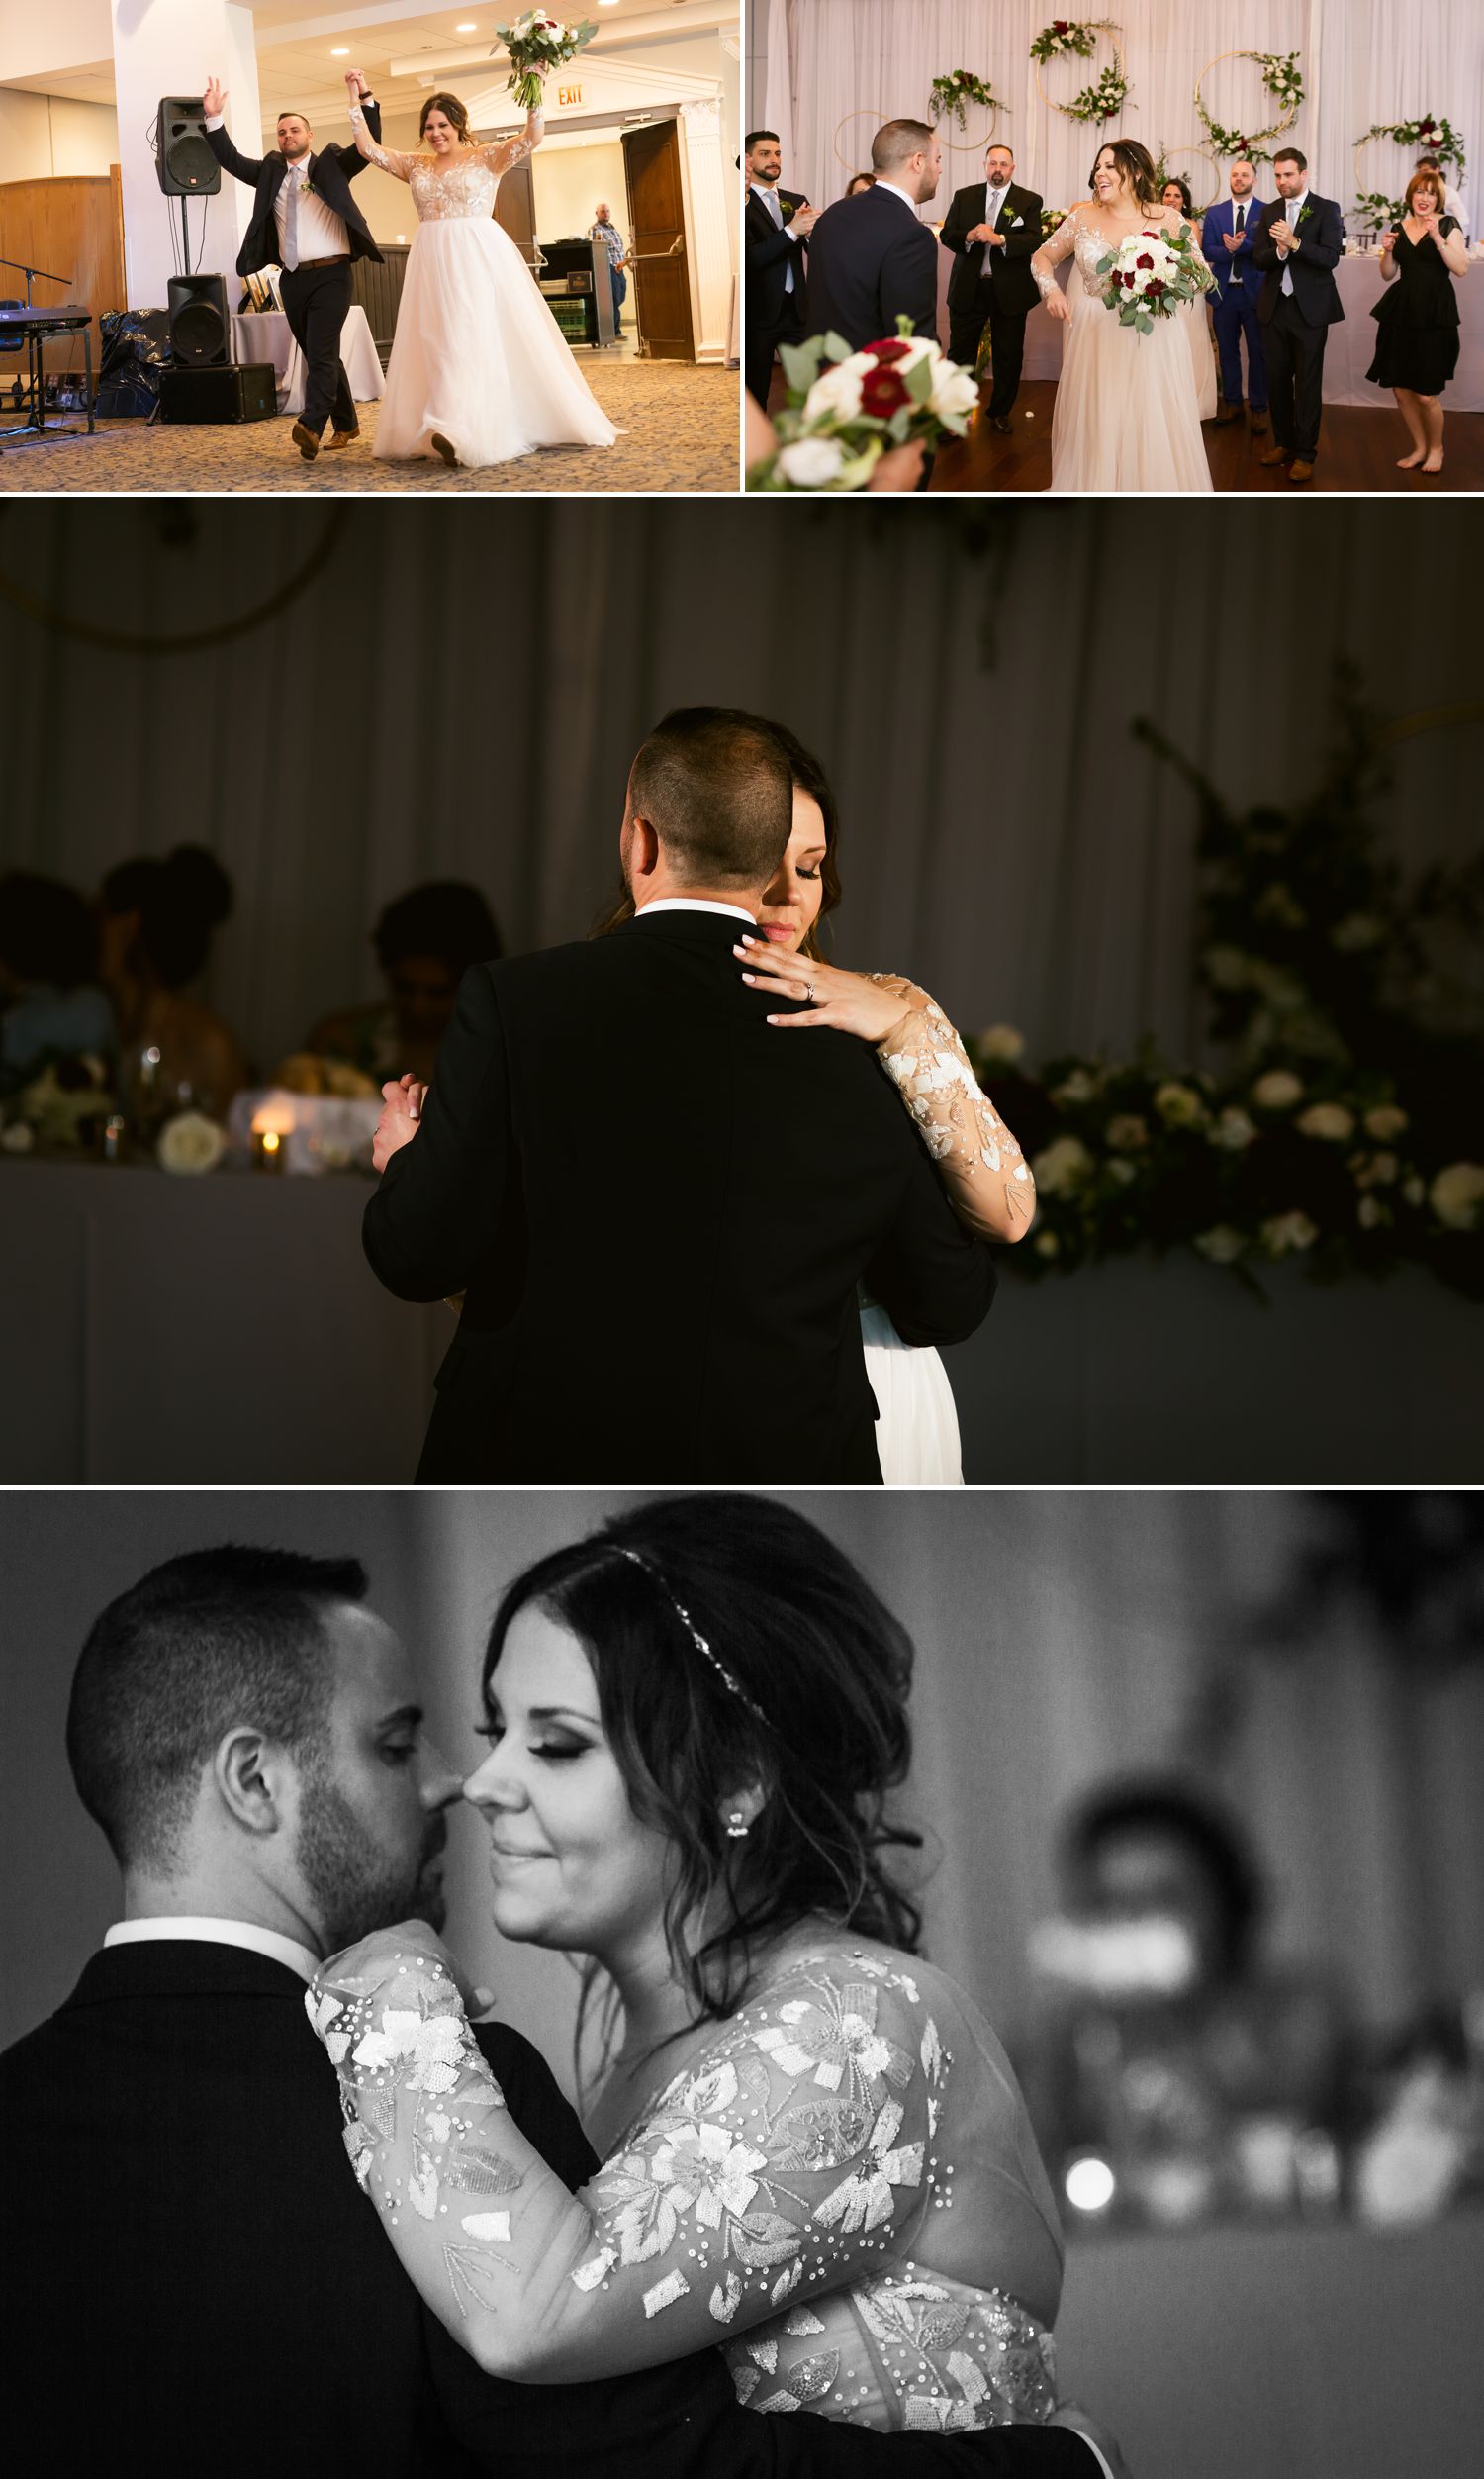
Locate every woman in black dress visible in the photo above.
<box><xmin>1368</xmin><ymin>166</ymin><xmax>1470</xmax><ymax>473</ymax></box>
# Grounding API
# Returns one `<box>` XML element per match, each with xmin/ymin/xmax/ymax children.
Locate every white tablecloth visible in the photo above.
<box><xmin>936</xmin><ymin>241</ymin><xmax>1484</xmax><ymax>412</ymax></box>
<box><xmin>230</xmin><ymin>304</ymin><xmax>386</xmax><ymax>416</ymax></box>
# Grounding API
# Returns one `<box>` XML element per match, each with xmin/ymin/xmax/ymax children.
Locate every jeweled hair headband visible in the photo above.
<box><xmin>611</xmin><ymin>1545</ymin><xmax>771</xmax><ymax>1725</ymax></box>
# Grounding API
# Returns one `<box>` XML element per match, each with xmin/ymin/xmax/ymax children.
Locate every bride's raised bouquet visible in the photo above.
<box><xmin>747</xmin><ymin>317</ymin><xmax>979</xmax><ymax>493</ymax></box>
<box><xmin>1095</xmin><ymin>224</ymin><xmax>1214</xmax><ymax>334</ymax></box>
<box><xmin>492</xmin><ymin>11</ymin><xmax>597</xmax><ymax>111</ymax></box>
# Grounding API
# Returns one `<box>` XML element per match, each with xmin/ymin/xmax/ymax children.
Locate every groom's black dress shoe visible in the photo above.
<box><xmin>988</xmin><ymin>414</ymin><xmax>1012</xmax><ymax>434</ymax></box>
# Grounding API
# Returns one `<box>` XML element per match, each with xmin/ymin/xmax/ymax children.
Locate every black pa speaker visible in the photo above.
<box><xmin>156</xmin><ymin>97</ymin><xmax>222</xmax><ymax>196</ymax></box>
<box><xmin>159</xmin><ymin>363</ymin><xmax>277</xmax><ymax>424</ymax></box>
<box><xmin>167</xmin><ymin>274</ymin><xmax>230</xmax><ymax>365</ymax></box>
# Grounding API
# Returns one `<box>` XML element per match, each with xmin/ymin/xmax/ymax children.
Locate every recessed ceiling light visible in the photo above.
<box><xmin>455</xmin><ymin>20</ymin><xmax>477</xmax><ymax>29</ymax></box>
<box><xmin>331</xmin><ymin>48</ymin><xmax>349</xmax><ymax>57</ymax></box>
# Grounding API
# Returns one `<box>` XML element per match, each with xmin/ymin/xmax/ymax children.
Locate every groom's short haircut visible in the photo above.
<box><xmin>745</xmin><ymin>131</ymin><xmax>779</xmax><ymax>152</ymax></box>
<box><xmin>1273</xmin><ymin>146</ymin><xmax>1307</xmax><ymax>171</ymax></box>
<box><xmin>67</xmin><ymin>1544</ymin><xmax>368</xmax><ymax>1872</ymax></box>
<box><xmin>873</xmin><ymin>119</ymin><xmax>934</xmax><ymax>174</ymax></box>
<box><xmin>628</xmin><ymin>707</ymin><xmax>792</xmax><ymax>890</ymax></box>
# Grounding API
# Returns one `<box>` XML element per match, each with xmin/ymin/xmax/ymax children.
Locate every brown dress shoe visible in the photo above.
<box><xmin>1249</xmin><ymin>412</ymin><xmax>1268</xmax><ymax>433</ymax></box>
<box><xmin>1215</xmin><ymin>404</ymin><xmax>1240</xmax><ymax>425</ymax></box>
<box><xmin>1288</xmin><ymin>458</ymin><xmax>1315</xmax><ymax>484</ymax></box>
<box><xmin>1258</xmin><ymin>444</ymin><xmax>1290</xmax><ymax>467</ymax></box>
<box><xmin>291</xmin><ymin>420</ymin><xmax>321</xmax><ymax>460</ymax></box>
<box><xmin>324</xmin><ymin>426</ymin><xmax>360</xmax><ymax>449</ymax></box>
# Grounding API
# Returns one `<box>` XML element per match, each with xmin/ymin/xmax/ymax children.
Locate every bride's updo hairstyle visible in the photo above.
<box><xmin>1090</xmin><ymin>138</ymin><xmax>1159</xmax><ymax>209</ymax></box>
<box><xmin>482</xmin><ymin>1492</ymin><xmax>925</xmax><ymax>2035</ymax></box>
<box><xmin>420</xmin><ymin>91</ymin><xmax>478</xmax><ymax>145</ymax></box>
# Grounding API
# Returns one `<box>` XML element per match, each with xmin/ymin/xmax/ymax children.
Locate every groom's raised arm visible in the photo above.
<box><xmin>363</xmin><ymin>964</ymin><xmax>517</xmax><ymax>1303</ymax></box>
<box><xmin>864</xmin><ymin>1141</ymin><xmax>997</xmax><ymax>1349</ymax></box>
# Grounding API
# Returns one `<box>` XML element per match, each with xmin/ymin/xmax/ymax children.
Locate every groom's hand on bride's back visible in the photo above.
<box><xmin>373</xmin><ymin>1075</ymin><xmax>426</xmax><ymax>1174</ymax></box>
<box><xmin>1050</xmin><ymin>2402</ymin><xmax>1134</xmax><ymax>2479</ymax></box>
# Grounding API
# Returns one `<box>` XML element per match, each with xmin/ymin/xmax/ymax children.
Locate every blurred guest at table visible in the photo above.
<box><xmin>304</xmin><ymin>880</ymin><xmax>502</xmax><ymax>1090</ymax></box>
<box><xmin>0</xmin><ymin>873</ymin><xmax>116</xmax><ymax>1092</ymax></box>
<box><xmin>98</xmin><ymin>847</ymin><xmax>246</xmax><ymax>1119</ymax></box>
<box><xmin>1201</xmin><ymin>158</ymin><xmax>1268</xmax><ymax>432</ymax></box>
<box><xmin>1416</xmin><ymin>157</ymin><xmax>1467</xmax><ymax>235</ymax></box>
<box><xmin>846</xmin><ymin>172</ymin><xmax>877</xmax><ymax>198</ymax></box>
<box><xmin>1368</xmin><ymin>167</ymin><xmax>1469</xmax><ymax>476</ymax></box>
<box><xmin>1019</xmin><ymin>1775</ymin><xmax>1350</xmax><ymax>2229</ymax></box>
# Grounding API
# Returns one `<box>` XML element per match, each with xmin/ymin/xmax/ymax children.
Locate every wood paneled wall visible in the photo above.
<box><xmin>0</xmin><ymin>170</ymin><xmax>125</xmax><ymax>376</ymax></box>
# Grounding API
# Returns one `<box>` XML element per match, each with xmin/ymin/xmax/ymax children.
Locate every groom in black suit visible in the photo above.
<box><xmin>363</xmin><ymin>708</ymin><xmax>996</xmax><ymax>1484</ymax></box>
<box><xmin>939</xmin><ymin>143</ymin><xmax>1044</xmax><ymax>431</ymax></box>
<box><xmin>1250</xmin><ymin>146</ymin><xmax>1345</xmax><ymax>485</ymax></box>
<box><xmin>804</xmin><ymin>119</ymin><xmax>943</xmax><ymax>349</ymax></box>
<box><xmin>744</xmin><ymin>130</ymin><xmax>819</xmax><ymax>407</ymax></box>
<box><xmin>0</xmin><ymin>1541</ymin><xmax>1118</xmax><ymax>2479</ymax></box>
<box><xmin>204</xmin><ymin>66</ymin><xmax>384</xmax><ymax>460</ymax></box>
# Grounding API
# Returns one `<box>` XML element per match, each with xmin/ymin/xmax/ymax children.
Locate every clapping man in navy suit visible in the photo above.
<box><xmin>1201</xmin><ymin>157</ymin><xmax>1268</xmax><ymax>432</ymax></box>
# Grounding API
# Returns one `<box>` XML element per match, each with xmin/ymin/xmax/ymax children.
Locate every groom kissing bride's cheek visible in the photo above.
<box><xmin>363</xmin><ymin>707</ymin><xmax>1036</xmax><ymax>1490</ymax></box>
<box><xmin>1</xmin><ymin>1534</ymin><xmax>1125</xmax><ymax>2478</ymax></box>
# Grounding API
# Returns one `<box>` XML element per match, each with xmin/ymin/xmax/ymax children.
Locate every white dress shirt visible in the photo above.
<box><xmin>873</xmin><ymin>176</ymin><xmax>921</xmax><ymax>219</ymax></box>
<box><xmin>105</xmin><ymin>1913</ymin><xmax>320</xmax><ymax>1983</ymax></box>
<box><xmin>751</xmin><ymin>178</ymin><xmax>801</xmax><ymax>295</ymax></box>
<box><xmin>634</xmin><ymin>899</ymin><xmax>757</xmax><ymax>924</ymax></box>
<box><xmin>1277</xmin><ymin>190</ymin><xmax>1309</xmax><ymax>295</ymax></box>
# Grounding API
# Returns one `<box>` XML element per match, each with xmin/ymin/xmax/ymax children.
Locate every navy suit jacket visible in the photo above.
<box><xmin>1201</xmin><ymin>196</ymin><xmax>1267</xmax><ymax>306</ymax></box>
<box><xmin>804</xmin><ymin>181</ymin><xmax>939</xmax><ymax>348</ymax></box>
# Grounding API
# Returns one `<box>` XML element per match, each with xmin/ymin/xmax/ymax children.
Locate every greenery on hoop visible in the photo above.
<box><xmin>1029</xmin><ymin>20</ymin><xmax>1101</xmax><ymax>65</ymax></box>
<box><xmin>927</xmin><ymin>70</ymin><xmax>1009</xmax><ymax>133</ymax></box>
<box><xmin>1195</xmin><ymin>50</ymin><xmax>1305</xmax><ymax>166</ymax></box>
<box><xmin>1031</xmin><ymin>20</ymin><xmax>1129</xmax><ymax>124</ymax></box>
<box><xmin>1353</xmin><ymin>117</ymin><xmax>1464</xmax><ymax>236</ymax></box>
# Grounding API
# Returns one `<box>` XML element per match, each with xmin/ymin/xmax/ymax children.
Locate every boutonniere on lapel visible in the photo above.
<box><xmin>780</xmin><ymin>197</ymin><xmax>796</xmax><ymax>225</ymax></box>
<box><xmin>1296</xmin><ymin>203</ymin><xmax>1314</xmax><ymax>230</ymax></box>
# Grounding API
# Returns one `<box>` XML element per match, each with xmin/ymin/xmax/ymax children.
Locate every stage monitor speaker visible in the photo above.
<box><xmin>167</xmin><ymin>274</ymin><xmax>230</xmax><ymax>366</ymax></box>
<box><xmin>156</xmin><ymin>97</ymin><xmax>222</xmax><ymax>196</ymax></box>
<box><xmin>158</xmin><ymin>363</ymin><xmax>277</xmax><ymax>425</ymax></box>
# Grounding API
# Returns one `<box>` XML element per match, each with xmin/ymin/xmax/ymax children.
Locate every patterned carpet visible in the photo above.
<box><xmin>0</xmin><ymin>357</ymin><xmax>739</xmax><ymax>494</ymax></box>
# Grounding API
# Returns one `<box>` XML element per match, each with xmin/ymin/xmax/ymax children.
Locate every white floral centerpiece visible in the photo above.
<box><xmin>492</xmin><ymin>11</ymin><xmax>598</xmax><ymax>111</ymax></box>
<box><xmin>157</xmin><ymin>1110</ymin><xmax>227</xmax><ymax>1177</ymax></box>
<box><xmin>747</xmin><ymin>318</ymin><xmax>978</xmax><ymax>493</ymax></box>
<box><xmin>1095</xmin><ymin>223</ymin><xmax>1214</xmax><ymax>331</ymax></box>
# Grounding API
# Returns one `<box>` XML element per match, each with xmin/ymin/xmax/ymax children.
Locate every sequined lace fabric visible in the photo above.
<box><xmin>872</xmin><ymin>984</ymin><xmax>1035</xmax><ymax>1240</ymax></box>
<box><xmin>309</xmin><ymin>1936</ymin><xmax>1065</xmax><ymax>2430</ymax></box>
<box><xmin>349</xmin><ymin>108</ymin><xmax>536</xmax><ymax>219</ymax></box>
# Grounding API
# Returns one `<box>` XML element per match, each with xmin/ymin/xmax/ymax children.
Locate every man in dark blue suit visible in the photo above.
<box><xmin>1200</xmin><ymin>158</ymin><xmax>1268</xmax><ymax>432</ymax></box>
<box><xmin>1251</xmin><ymin>145</ymin><xmax>1345</xmax><ymax>484</ymax></box>
<box><xmin>804</xmin><ymin>119</ymin><xmax>943</xmax><ymax>350</ymax></box>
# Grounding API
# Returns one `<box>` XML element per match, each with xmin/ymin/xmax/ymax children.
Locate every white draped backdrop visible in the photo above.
<box><xmin>0</xmin><ymin>500</ymin><xmax>1479</xmax><ymax>1083</ymax></box>
<box><xmin>757</xmin><ymin>0</ymin><xmax>1483</xmax><ymax>228</ymax></box>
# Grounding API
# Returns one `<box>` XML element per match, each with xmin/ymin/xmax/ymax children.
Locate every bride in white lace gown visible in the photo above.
<box><xmin>1032</xmin><ymin>140</ymin><xmax>1213</xmax><ymax>494</ymax></box>
<box><xmin>346</xmin><ymin>80</ymin><xmax>616</xmax><ymax>470</ymax></box>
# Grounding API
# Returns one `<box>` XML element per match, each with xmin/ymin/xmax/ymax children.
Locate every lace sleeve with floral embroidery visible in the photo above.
<box><xmin>871</xmin><ymin>980</ymin><xmax>1035</xmax><ymax>1241</ymax></box>
<box><xmin>347</xmin><ymin>104</ymin><xmax>417</xmax><ymax>181</ymax></box>
<box><xmin>1030</xmin><ymin>207</ymin><xmax>1081</xmax><ymax>299</ymax></box>
<box><xmin>476</xmin><ymin>112</ymin><xmax>542</xmax><ymax>175</ymax></box>
<box><xmin>307</xmin><ymin>1942</ymin><xmax>941</xmax><ymax>2385</ymax></box>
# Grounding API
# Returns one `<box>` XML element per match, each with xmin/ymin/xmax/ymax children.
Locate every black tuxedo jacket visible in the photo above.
<box><xmin>0</xmin><ymin>1940</ymin><xmax>1094</xmax><ymax>2479</ymax></box>
<box><xmin>804</xmin><ymin>183</ymin><xmax>939</xmax><ymax>347</ymax></box>
<box><xmin>207</xmin><ymin>108</ymin><xmax>385</xmax><ymax>275</ymax></box>
<box><xmin>746</xmin><ymin>184</ymin><xmax>810</xmax><ymax>330</ymax></box>
<box><xmin>939</xmin><ymin>182</ymin><xmax>1044</xmax><ymax>318</ymax></box>
<box><xmin>1251</xmin><ymin>193</ymin><xmax>1345</xmax><ymax>326</ymax></box>
<box><xmin>363</xmin><ymin>909</ymin><xmax>996</xmax><ymax>1483</ymax></box>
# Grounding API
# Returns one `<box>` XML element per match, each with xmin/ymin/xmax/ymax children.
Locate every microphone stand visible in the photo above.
<box><xmin>0</xmin><ymin>255</ymin><xmax>84</xmax><ymax>446</ymax></box>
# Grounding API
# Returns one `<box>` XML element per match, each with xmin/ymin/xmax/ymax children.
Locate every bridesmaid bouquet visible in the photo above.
<box><xmin>1095</xmin><ymin>225</ymin><xmax>1214</xmax><ymax>333</ymax></box>
<box><xmin>493</xmin><ymin>11</ymin><xmax>598</xmax><ymax>110</ymax></box>
<box><xmin>748</xmin><ymin>320</ymin><xmax>979</xmax><ymax>491</ymax></box>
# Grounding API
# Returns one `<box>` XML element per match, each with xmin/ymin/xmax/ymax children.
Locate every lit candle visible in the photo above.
<box><xmin>249</xmin><ymin>1098</ymin><xmax>295</xmax><ymax>1172</ymax></box>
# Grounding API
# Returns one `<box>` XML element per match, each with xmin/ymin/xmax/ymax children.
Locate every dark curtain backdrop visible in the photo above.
<box><xmin>0</xmin><ymin>500</ymin><xmax>1478</xmax><ymax>1081</ymax></box>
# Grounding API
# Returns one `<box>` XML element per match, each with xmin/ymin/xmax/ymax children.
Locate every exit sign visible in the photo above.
<box><xmin>557</xmin><ymin>83</ymin><xmax>582</xmax><ymax>105</ymax></box>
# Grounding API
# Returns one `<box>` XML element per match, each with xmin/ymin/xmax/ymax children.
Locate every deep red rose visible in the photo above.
<box><xmin>1146</xmin><ymin>278</ymin><xmax>1166</xmax><ymax>297</ymax></box>
<box><xmin>860</xmin><ymin>365</ymin><xmax>911</xmax><ymax>418</ymax></box>
<box><xmin>1136</xmin><ymin>252</ymin><xmax>1155</xmax><ymax>270</ymax></box>
<box><xmin>865</xmin><ymin>337</ymin><xmax>914</xmax><ymax>365</ymax></box>
<box><xmin>1054</xmin><ymin>20</ymin><xmax>1070</xmax><ymax>32</ymax></box>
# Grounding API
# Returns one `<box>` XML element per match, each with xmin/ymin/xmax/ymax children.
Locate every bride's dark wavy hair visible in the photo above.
<box><xmin>420</xmin><ymin>91</ymin><xmax>478</xmax><ymax>145</ymax></box>
<box><xmin>481</xmin><ymin>1493</ymin><xmax>924</xmax><ymax>2078</ymax></box>
<box><xmin>1090</xmin><ymin>138</ymin><xmax>1160</xmax><ymax>209</ymax></box>
<box><xmin>589</xmin><ymin>719</ymin><xmax>843</xmax><ymax>961</ymax></box>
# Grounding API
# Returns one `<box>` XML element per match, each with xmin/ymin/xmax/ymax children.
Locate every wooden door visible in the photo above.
<box><xmin>621</xmin><ymin>121</ymin><xmax>694</xmax><ymax>360</ymax></box>
<box><xmin>495</xmin><ymin>160</ymin><xmax>538</xmax><ymax>282</ymax></box>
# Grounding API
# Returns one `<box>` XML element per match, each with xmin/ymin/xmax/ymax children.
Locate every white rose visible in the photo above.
<box><xmin>802</xmin><ymin>355</ymin><xmax>869</xmax><ymax>423</ymax></box>
<box><xmin>0</xmin><ymin>1119</ymin><xmax>35</xmax><ymax>1154</ymax></box>
<box><xmin>1357</xmin><ymin>1195</ymin><xmax>1386</xmax><ymax>1230</ymax></box>
<box><xmin>1259</xmin><ymin>1210</ymin><xmax>1319</xmax><ymax>1257</ymax></box>
<box><xmin>1296</xmin><ymin>1102</ymin><xmax>1355</xmax><ymax>1142</ymax></box>
<box><xmin>1051</xmin><ymin>1069</ymin><xmax>1097</xmax><ymax>1106</ymax></box>
<box><xmin>1364</xmin><ymin>1105</ymin><xmax>1409</xmax><ymax>1141</ymax></box>
<box><xmin>927</xmin><ymin>363</ymin><xmax>980</xmax><ymax>426</ymax></box>
<box><xmin>777</xmin><ymin>436</ymin><xmax>849</xmax><ymax>489</ymax></box>
<box><xmin>1194</xmin><ymin>1225</ymin><xmax>1247</xmax><ymax>1264</ymax></box>
<box><xmin>1210</xmin><ymin>1107</ymin><xmax>1257</xmax><ymax>1151</ymax></box>
<box><xmin>1032</xmin><ymin>1134</ymin><xmax>1094</xmax><ymax>1195</ymax></box>
<box><xmin>1105</xmin><ymin>1114</ymin><xmax>1150</xmax><ymax>1152</ymax></box>
<box><xmin>976</xmin><ymin>1023</ymin><xmax>1024</xmax><ymax>1064</ymax></box>
<box><xmin>1107</xmin><ymin>1158</ymin><xmax>1137</xmax><ymax>1187</ymax></box>
<box><xmin>1154</xmin><ymin>1082</ymin><xmax>1204</xmax><ymax>1127</ymax></box>
<box><xmin>157</xmin><ymin>1110</ymin><xmax>226</xmax><ymax>1178</ymax></box>
<box><xmin>1429</xmin><ymin>1162</ymin><xmax>1484</xmax><ymax>1231</ymax></box>
<box><xmin>1252</xmin><ymin>1070</ymin><xmax>1304</xmax><ymax>1111</ymax></box>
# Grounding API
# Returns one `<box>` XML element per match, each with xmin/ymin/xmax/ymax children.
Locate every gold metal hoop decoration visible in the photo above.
<box><xmin>1033</xmin><ymin>26</ymin><xmax>1126</xmax><ymax>122</ymax></box>
<box><xmin>940</xmin><ymin>101</ymin><xmax>1007</xmax><ymax>156</ymax></box>
<box><xmin>833</xmin><ymin>110</ymin><xmax>889</xmax><ymax>176</ymax></box>
<box><xmin>0</xmin><ymin>512</ymin><xmax>349</xmax><ymax>656</ymax></box>
<box><xmin>1193</xmin><ymin>51</ymin><xmax>1301</xmax><ymax>152</ymax></box>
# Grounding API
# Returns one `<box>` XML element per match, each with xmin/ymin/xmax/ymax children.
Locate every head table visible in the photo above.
<box><xmin>1</xmin><ymin>1155</ymin><xmax>1476</xmax><ymax>1484</ymax></box>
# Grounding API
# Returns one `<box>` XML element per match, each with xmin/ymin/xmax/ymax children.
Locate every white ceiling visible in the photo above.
<box><xmin>4</xmin><ymin>2</ymin><xmax>738</xmax><ymax>123</ymax></box>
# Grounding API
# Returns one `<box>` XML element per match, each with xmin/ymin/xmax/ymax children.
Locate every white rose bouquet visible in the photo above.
<box><xmin>747</xmin><ymin>318</ymin><xmax>979</xmax><ymax>493</ymax></box>
<box><xmin>493</xmin><ymin>10</ymin><xmax>597</xmax><ymax>111</ymax></box>
<box><xmin>1095</xmin><ymin>223</ymin><xmax>1213</xmax><ymax>332</ymax></box>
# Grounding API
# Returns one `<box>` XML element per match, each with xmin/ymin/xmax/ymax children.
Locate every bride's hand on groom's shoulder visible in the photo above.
<box><xmin>735</xmin><ymin>937</ymin><xmax>925</xmax><ymax>1044</ymax></box>
<box><xmin>319</xmin><ymin>1917</ymin><xmax>488</xmax><ymax>2015</ymax></box>
<box><xmin>372</xmin><ymin>1076</ymin><xmax>425</xmax><ymax>1173</ymax></box>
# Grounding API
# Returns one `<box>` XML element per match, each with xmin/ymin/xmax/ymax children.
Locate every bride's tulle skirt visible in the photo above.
<box><xmin>1051</xmin><ymin>291</ymin><xmax>1214</xmax><ymax>493</ymax></box>
<box><xmin>375</xmin><ymin>217</ymin><xmax>618</xmax><ymax>468</ymax></box>
<box><xmin>860</xmin><ymin>1305</ymin><xmax>964</xmax><ymax>1485</ymax></box>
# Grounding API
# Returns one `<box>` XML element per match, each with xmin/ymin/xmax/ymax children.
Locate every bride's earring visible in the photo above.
<box><xmin>725</xmin><ymin>1810</ymin><xmax>750</xmax><ymax>1840</ymax></box>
